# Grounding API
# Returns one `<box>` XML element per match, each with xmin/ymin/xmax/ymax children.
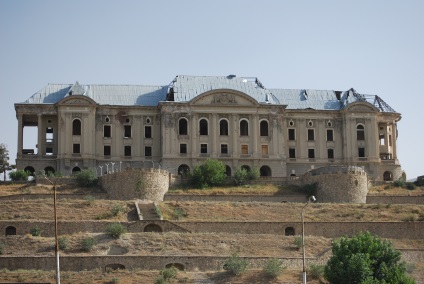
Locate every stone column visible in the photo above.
<box><xmin>37</xmin><ymin>114</ymin><xmax>43</xmax><ymax>157</ymax></box>
<box><xmin>191</xmin><ymin>113</ymin><xmax>198</xmax><ymax>155</ymax></box>
<box><xmin>252</xmin><ymin>114</ymin><xmax>258</xmax><ymax>158</ymax></box>
<box><xmin>232</xmin><ymin>114</ymin><xmax>238</xmax><ymax>156</ymax></box>
<box><xmin>17</xmin><ymin>114</ymin><xmax>23</xmax><ymax>158</ymax></box>
<box><xmin>211</xmin><ymin>113</ymin><xmax>218</xmax><ymax>157</ymax></box>
<box><xmin>392</xmin><ymin>122</ymin><xmax>398</xmax><ymax>161</ymax></box>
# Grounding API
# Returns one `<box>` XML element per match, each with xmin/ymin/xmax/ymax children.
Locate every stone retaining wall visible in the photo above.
<box><xmin>1</xmin><ymin>220</ymin><xmax>422</xmax><ymax>239</ymax></box>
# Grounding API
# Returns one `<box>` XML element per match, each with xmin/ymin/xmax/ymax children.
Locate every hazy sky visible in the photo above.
<box><xmin>1</xmin><ymin>0</ymin><xmax>423</xmax><ymax>179</ymax></box>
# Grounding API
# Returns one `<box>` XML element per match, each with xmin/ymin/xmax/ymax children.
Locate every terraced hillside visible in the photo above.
<box><xmin>0</xmin><ymin>182</ymin><xmax>423</xmax><ymax>283</ymax></box>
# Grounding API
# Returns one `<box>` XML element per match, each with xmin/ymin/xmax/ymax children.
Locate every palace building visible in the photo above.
<box><xmin>15</xmin><ymin>75</ymin><xmax>402</xmax><ymax>181</ymax></box>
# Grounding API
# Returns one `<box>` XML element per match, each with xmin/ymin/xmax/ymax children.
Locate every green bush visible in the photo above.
<box><xmin>234</xmin><ymin>167</ymin><xmax>260</xmax><ymax>186</ymax></box>
<box><xmin>174</xmin><ymin>207</ymin><xmax>187</xmax><ymax>220</ymax></box>
<box><xmin>30</xmin><ymin>226</ymin><xmax>42</xmax><ymax>237</ymax></box>
<box><xmin>0</xmin><ymin>242</ymin><xmax>5</xmax><ymax>255</ymax></box>
<box><xmin>111</xmin><ymin>204</ymin><xmax>126</xmax><ymax>217</ymax></box>
<box><xmin>263</xmin><ymin>258</ymin><xmax>285</xmax><ymax>278</ymax></box>
<box><xmin>294</xmin><ymin>236</ymin><xmax>302</xmax><ymax>250</ymax></box>
<box><xmin>9</xmin><ymin>170</ymin><xmax>30</xmax><ymax>181</ymax></box>
<box><xmin>301</xmin><ymin>183</ymin><xmax>318</xmax><ymax>197</ymax></box>
<box><xmin>81</xmin><ymin>237</ymin><xmax>96</xmax><ymax>252</ymax></box>
<box><xmin>190</xmin><ymin>159</ymin><xmax>227</xmax><ymax>189</ymax></box>
<box><xmin>405</xmin><ymin>182</ymin><xmax>416</xmax><ymax>190</ymax></box>
<box><xmin>223</xmin><ymin>253</ymin><xmax>249</xmax><ymax>276</ymax></box>
<box><xmin>393</xmin><ymin>179</ymin><xmax>405</xmax><ymax>188</ymax></box>
<box><xmin>308</xmin><ymin>264</ymin><xmax>324</xmax><ymax>280</ymax></box>
<box><xmin>74</xmin><ymin>169</ymin><xmax>98</xmax><ymax>187</ymax></box>
<box><xmin>84</xmin><ymin>195</ymin><xmax>96</xmax><ymax>206</ymax></box>
<box><xmin>106</xmin><ymin>223</ymin><xmax>127</xmax><ymax>238</ymax></box>
<box><xmin>58</xmin><ymin>236</ymin><xmax>69</xmax><ymax>250</ymax></box>
<box><xmin>154</xmin><ymin>266</ymin><xmax>178</xmax><ymax>284</ymax></box>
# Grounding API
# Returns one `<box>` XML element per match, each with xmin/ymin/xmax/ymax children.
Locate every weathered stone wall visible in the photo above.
<box><xmin>99</xmin><ymin>168</ymin><xmax>169</xmax><ymax>201</ymax></box>
<box><xmin>301</xmin><ymin>166</ymin><xmax>368</xmax><ymax>203</ymax></box>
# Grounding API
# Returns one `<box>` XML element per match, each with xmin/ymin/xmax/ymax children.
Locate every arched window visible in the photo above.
<box><xmin>220</xmin><ymin>119</ymin><xmax>229</xmax><ymax>136</ymax></box>
<box><xmin>24</xmin><ymin>166</ymin><xmax>35</xmax><ymax>176</ymax></box>
<box><xmin>72</xmin><ymin>166</ymin><xmax>81</xmax><ymax>175</ymax></box>
<box><xmin>144</xmin><ymin>224</ymin><xmax>163</xmax><ymax>232</ymax></box>
<box><xmin>240</xmin><ymin>120</ymin><xmax>249</xmax><ymax>136</ymax></box>
<box><xmin>357</xmin><ymin>125</ymin><xmax>365</xmax><ymax>140</ymax></box>
<box><xmin>383</xmin><ymin>171</ymin><xmax>393</xmax><ymax>181</ymax></box>
<box><xmin>5</xmin><ymin>226</ymin><xmax>17</xmax><ymax>236</ymax></box>
<box><xmin>179</xmin><ymin>118</ymin><xmax>188</xmax><ymax>135</ymax></box>
<box><xmin>72</xmin><ymin>119</ymin><xmax>81</xmax><ymax>136</ymax></box>
<box><xmin>260</xmin><ymin>120</ymin><xmax>269</xmax><ymax>136</ymax></box>
<box><xmin>199</xmin><ymin>119</ymin><xmax>208</xmax><ymax>135</ymax></box>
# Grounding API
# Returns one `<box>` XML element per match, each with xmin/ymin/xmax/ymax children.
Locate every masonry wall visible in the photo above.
<box><xmin>99</xmin><ymin>168</ymin><xmax>169</xmax><ymax>201</ymax></box>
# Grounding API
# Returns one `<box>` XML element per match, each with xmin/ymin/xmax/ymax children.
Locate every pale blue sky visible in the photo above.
<box><xmin>1</xmin><ymin>0</ymin><xmax>423</xmax><ymax>179</ymax></box>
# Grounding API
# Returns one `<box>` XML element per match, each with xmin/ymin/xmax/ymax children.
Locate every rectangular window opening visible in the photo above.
<box><xmin>73</xmin><ymin>144</ymin><xmax>80</xmax><ymax>154</ymax></box>
<box><xmin>145</xmin><ymin>146</ymin><xmax>152</xmax><ymax>157</ymax></box>
<box><xmin>308</xmin><ymin>148</ymin><xmax>315</xmax><ymax>159</ymax></box>
<box><xmin>308</xmin><ymin>129</ymin><xmax>315</xmax><ymax>141</ymax></box>
<box><xmin>327</xmin><ymin>148</ymin><xmax>334</xmax><ymax>159</ymax></box>
<box><xmin>241</xmin><ymin>144</ymin><xmax>248</xmax><ymax>154</ymax></box>
<box><xmin>104</xmin><ymin>125</ymin><xmax>111</xmax><ymax>138</ymax></box>
<box><xmin>221</xmin><ymin>144</ymin><xmax>228</xmax><ymax>154</ymax></box>
<box><xmin>104</xmin><ymin>145</ymin><xmax>111</xmax><ymax>156</ymax></box>
<box><xmin>326</xmin><ymin>129</ymin><xmax>333</xmax><ymax>141</ymax></box>
<box><xmin>145</xmin><ymin>126</ymin><xmax>152</xmax><ymax>138</ymax></box>
<box><xmin>289</xmin><ymin>148</ymin><xmax>296</xmax><ymax>158</ymax></box>
<box><xmin>124</xmin><ymin>125</ymin><xmax>132</xmax><ymax>138</ymax></box>
<box><xmin>124</xmin><ymin>145</ymin><xmax>131</xmax><ymax>156</ymax></box>
<box><xmin>180</xmin><ymin>144</ymin><xmax>187</xmax><ymax>154</ymax></box>
<box><xmin>200</xmin><ymin>143</ymin><xmax>208</xmax><ymax>154</ymax></box>
<box><xmin>288</xmin><ymin>129</ymin><xmax>295</xmax><ymax>140</ymax></box>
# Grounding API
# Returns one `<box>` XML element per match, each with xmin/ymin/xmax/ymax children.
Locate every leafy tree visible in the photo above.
<box><xmin>0</xmin><ymin>143</ymin><xmax>10</xmax><ymax>181</ymax></box>
<box><xmin>234</xmin><ymin>166</ymin><xmax>260</xmax><ymax>186</ymax></box>
<box><xmin>190</xmin><ymin>159</ymin><xmax>226</xmax><ymax>188</ymax></box>
<box><xmin>9</xmin><ymin>169</ymin><xmax>30</xmax><ymax>181</ymax></box>
<box><xmin>324</xmin><ymin>231</ymin><xmax>415</xmax><ymax>284</ymax></box>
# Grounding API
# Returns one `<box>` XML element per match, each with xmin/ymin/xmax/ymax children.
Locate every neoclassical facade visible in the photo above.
<box><xmin>15</xmin><ymin>75</ymin><xmax>402</xmax><ymax>181</ymax></box>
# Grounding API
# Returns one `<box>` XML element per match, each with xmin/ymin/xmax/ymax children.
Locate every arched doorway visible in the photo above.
<box><xmin>144</xmin><ymin>224</ymin><xmax>163</xmax><ymax>232</ymax></box>
<box><xmin>71</xmin><ymin>167</ymin><xmax>81</xmax><ymax>175</ymax></box>
<box><xmin>383</xmin><ymin>171</ymin><xmax>393</xmax><ymax>181</ymax></box>
<box><xmin>225</xmin><ymin>165</ymin><xmax>232</xmax><ymax>177</ymax></box>
<box><xmin>260</xmin><ymin>166</ymin><xmax>271</xmax><ymax>177</ymax></box>
<box><xmin>105</xmin><ymin>264</ymin><xmax>125</xmax><ymax>271</ymax></box>
<box><xmin>23</xmin><ymin>166</ymin><xmax>35</xmax><ymax>176</ymax></box>
<box><xmin>285</xmin><ymin>227</ymin><xmax>295</xmax><ymax>236</ymax></box>
<box><xmin>165</xmin><ymin>263</ymin><xmax>185</xmax><ymax>271</ymax></box>
<box><xmin>5</xmin><ymin>226</ymin><xmax>17</xmax><ymax>236</ymax></box>
<box><xmin>241</xmin><ymin>165</ymin><xmax>251</xmax><ymax>172</ymax></box>
<box><xmin>44</xmin><ymin>166</ymin><xmax>55</xmax><ymax>176</ymax></box>
<box><xmin>177</xmin><ymin>165</ymin><xmax>190</xmax><ymax>176</ymax></box>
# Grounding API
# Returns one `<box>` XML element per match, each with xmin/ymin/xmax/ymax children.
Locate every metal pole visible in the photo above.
<box><xmin>46</xmin><ymin>177</ymin><xmax>60</xmax><ymax>284</ymax></box>
<box><xmin>302</xmin><ymin>203</ymin><xmax>307</xmax><ymax>284</ymax></box>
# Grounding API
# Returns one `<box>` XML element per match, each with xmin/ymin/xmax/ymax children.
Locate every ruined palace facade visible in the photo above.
<box><xmin>14</xmin><ymin>75</ymin><xmax>402</xmax><ymax>181</ymax></box>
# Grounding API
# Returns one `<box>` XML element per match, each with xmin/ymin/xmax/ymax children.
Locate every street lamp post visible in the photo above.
<box><xmin>301</xmin><ymin>195</ymin><xmax>316</xmax><ymax>284</ymax></box>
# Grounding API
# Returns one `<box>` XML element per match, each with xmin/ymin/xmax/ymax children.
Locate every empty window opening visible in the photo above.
<box><xmin>24</xmin><ymin>166</ymin><xmax>35</xmax><ymax>176</ymax></box>
<box><xmin>260</xmin><ymin>121</ymin><xmax>269</xmax><ymax>136</ymax></box>
<box><xmin>379</xmin><ymin>133</ymin><xmax>385</xmax><ymax>145</ymax></box>
<box><xmin>145</xmin><ymin>126</ymin><xmax>152</xmax><ymax>138</ymax></box>
<box><xmin>220</xmin><ymin>120</ymin><xmax>229</xmax><ymax>136</ymax></box>
<box><xmin>307</xmin><ymin>129</ymin><xmax>315</xmax><ymax>141</ymax></box>
<box><xmin>124</xmin><ymin>125</ymin><xmax>132</xmax><ymax>138</ymax></box>
<box><xmin>308</xmin><ymin>149</ymin><xmax>315</xmax><ymax>159</ymax></box>
<box><xmin>200</xmin><ymin>143</ymin><xmax>208</xmax><ymax>154</ymax></box>
<box><xmin>144</xmin><ymin>224</ymin><xmax>163</xmax><ymax>232</ymax></box>
<box><xmin>73</xmin><ymin>144</ymin><xmax>80</xmax><ymax>154</ymax></box>
<box><xmin>326</xmin><ymin>129</ymin><xmax>333</xmax><ymax>141</ymax></box>
<box><xmin>383</xmin><ymin>171</ymin><xmax>393</xmax><ymax>181</ymax></box>
<box><xmin>240</xmin><ymin>120</ymin><xmax>249</xmax><ymax>136</ymax></box>
<box><xmin>260</xmin><ymin>166</ymin><xmax>271</xmax><ymax>177</ymax></box>
<box><xmin>389</xmin><ymin>135</ymin><xmax>392</xmax><ymax>146</ymax></box>
<box><xmin>358</xmin><ymin>147</ymin><xmax>365</xmax><ymax>157</ymax></box>
<box><xmin>104</xmin><ymin>125</ymin><xmax>111</xmax><ymax>138</ymax></box>
<box><xmin>199</xmin><ymin>119</ymin><xmax>208</xmax><ymax>135</ymax></box>
<box><xmin>5</xmin><ymin>226</ymin><xmax>16</xmax><ymax>236</ymax></box>
<box><xmin>23</xmin><ymin>126</ymin><xmax>38</xmax><ymax>155</ymax></box>
<box><xmin>288</xmin><ymin>129</ymin><xmax>295</xmax><ymax>141</ymax></box>
<box><xmin>124</xmin><ymin>146</ymin><xmax>131</xmax><ymax>157</ymax></box>
<box><xmin>178</xmin><ymin>164</ymin><xmax>190</xmax><ymax>176</ymax></box>
<box><xmin>289</xmin><ymin>148</ymin><xmax>296</xmax><ymax>159</ymax></box>
<box><xmin>179</xmin><ymin>118</ymin><xmax>188</xmax><ymax>135</ymax></box>
<box><xmin>357</xmin><ymin>125</ymin><xmax>365</xmax><ymax>140</ymax></box>
<box><xmin>221</xmin><ymin>144</ymin><xmax>228</xmax><ymax>154</ymax></box>
<box><xmin>72</xmin><ymin>119</ymin><xmax>81</xmax><ymax>136</ymax></box>
<box><xmin>145</xmin><ymin>146</ymin><xmax>152</xmax><ymax>157</ymax></box>
<box><xmin>241</xmin><ymin>144</ymin><xmax>248</xmax><ymax>154</ymax></box>
<box><xmin>46</xmin><ymin>147</ymin><xmax>53</xmax><ymax>156</ymax></box>
<box><xmin>104</xmin><ymin>145</ymin><xmax>111</xmax><ymax>156</ymax></box>
<box><xmin>180</xmin><ymin>144</ymin><xmax>187</xmax><ymax>154</ymax></box>
<box><xmin>327</xmin><ymin>149</ymin><xmax>334</xmax><ymax>159</ymax></box>
<box><xmin>285</xmin><ymin>227</ymin><xmax>295</xmax><ymax>236</ymax></box>
<box><xmin>46</xmin><ymin>127</ymin><xmax>53</xmax><ymax>142</ymax></box>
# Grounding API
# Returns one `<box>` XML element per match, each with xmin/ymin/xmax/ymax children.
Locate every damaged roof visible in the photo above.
<box><xmin>21</xmin><ymin>75</ymin><xmax>395</xmax><ymax>112</ymax></box>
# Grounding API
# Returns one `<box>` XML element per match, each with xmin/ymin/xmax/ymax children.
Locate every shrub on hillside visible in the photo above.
<box><xmin>81</xmin><ymin>237</ymin><xmax>96</xmax><ymax>252</ymax></box>
<box><xmin>190</xmin><ymin>159</ymin><xmax>227</xmax><ymax>189</ymax></box>
<box><xmin>58</xmin><ymin>236</ymin><xmax>69</xmax><ymax>250</ymax></box>
<box><xmin>263</xmin><ymin>258</ymin><xmax>285</xmax><ymax>278</ymax></box>
<box><xmin>30</xmin><ymin>226</ymin><xmax>42</xmax><ymax>237</ymax></box>
<box><xmin>74</xmin><ymin>169</ymin><xmax>97</xmax><ymax>187</ymax></box>
<box><xmin>223</xmin><ymin>253</ymin><xmax>249</xmax><ymax>276</ymax></box>
<box><xmin>106</xmin><ymin>223</ymin><xmax>127</xmax><ymax>238</ymax></box>
<box><xmin>234</xmin><ymin>167</ymin><xmax>260</xmax><ymax>186</ymax></box>
<box><xmin>9</xmin><ymin>170</ymin><xmax>30</xmax><ymax>181</ymax></box>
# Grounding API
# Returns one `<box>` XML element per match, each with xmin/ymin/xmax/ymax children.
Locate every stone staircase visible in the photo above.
<box><xmin>135</xmin><ymin>200</ymin><xmax>162</xmax><ymax>220</ymax></box>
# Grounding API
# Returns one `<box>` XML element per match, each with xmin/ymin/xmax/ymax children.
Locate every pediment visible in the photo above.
<box><xmin>345</xmin><ymin>102</ymin><xmax>379</xmax><ymax>112</ymax></box>
<box><xmin>190</xmin><ymin>90</ymin><xmax>259</xmax><ymax>107</ymax></box>
<box><xmin>57</xmin><ymin>95</ymin><xmax>97</xmax><ymax>106</ymax></box>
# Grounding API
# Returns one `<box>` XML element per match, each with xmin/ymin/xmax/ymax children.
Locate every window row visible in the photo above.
<box><xmin>288</xmin><ymin>128</ymin><xmax>334</xmax><ymax>141</ymax></box>
<box><xmin>288</xmin><ymin>147</ymin><xmax>366</xmax><ymax>159</ymax></box>
<box><xmin>179</xmin><ymin>143</ymin><xmax>269</xmax><ymax>155</ymax></box>
<box><xmin>178</xmin><ymin>118</ymin><xmax>269</xmax><ymax>136</ymax></box>
<box><xmin>72</xmin><ymin>144</ymin><xmax>152</xmax><ymax>157</ymax></box>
